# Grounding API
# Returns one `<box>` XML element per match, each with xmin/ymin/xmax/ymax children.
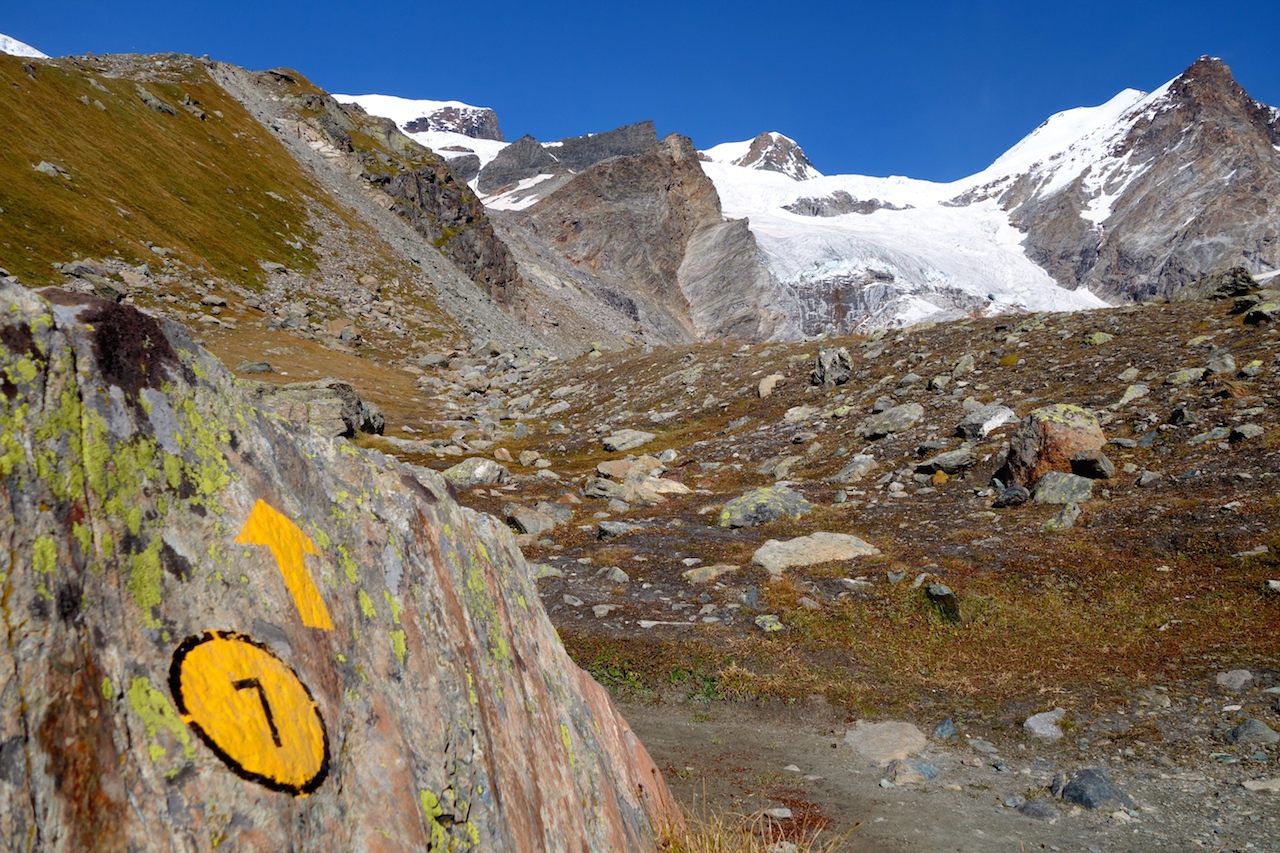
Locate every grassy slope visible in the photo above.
<box><xmin>0</xmin><ymin>53</ymin><xmax>318</xmax><ymax>286</ymax></box>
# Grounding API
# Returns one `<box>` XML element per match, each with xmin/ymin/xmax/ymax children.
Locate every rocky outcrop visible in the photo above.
<box><xmin>730</xmin><ymin>132</ymin><xmax>820</xmax><ymax>180</ymax></box>
<box><xmin>404</xmin><ymin>104</ymin><xmax>504</xmax><ymax>141</ymax></box>
<box><xmin>477</xmin><ymin>135</ymin><xmax>564</xmax><ymax>195</ymax></box>
<box><xmin>298</xmin><ymin>91</ymin><xmax>528</xmax><ymax>309</ymax></box>
<box><xmin>1007</xmin><ymin>58</ymin><xmax>1280</xmax><ymax>301</ymax></box>
<box><xmin>549</xmin><ymin>121</ymin><xmax>658</xmax><ymax>172</ymax></box>
<box><xmin>784</xmin><ymin>190</ymin><xmax>911</xmax><ymax>217</ymax></box>
<box><xmin>476</xmin><ymin>122</ymin><xmax>659</xmax><ymax>196</ymax></box>
<box><xmin>516</xmin><ymin>135</ymin><xmax>784</xmax><ymax>341</ymax></box>
<box><xmin>0</xmin><ymin>284</ymin><xmax>678</xmax><ymax>851</ymax></box>
<box><xmin>379</xmin><ymin>159</ymin><xmax>526</xmax><ymax>307</ymax></box>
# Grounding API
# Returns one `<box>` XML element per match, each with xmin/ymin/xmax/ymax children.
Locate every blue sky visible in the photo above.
<box><xmin>6</xmin><ymin>1</ymin><xmax>1279</xmax><ymax>180</ymax></box>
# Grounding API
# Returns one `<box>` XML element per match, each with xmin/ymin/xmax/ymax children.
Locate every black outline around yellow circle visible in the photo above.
<box><xmin>169</xmin><ymin>630</ymin><xmax>330</xmax><ymax>797</ymax></box>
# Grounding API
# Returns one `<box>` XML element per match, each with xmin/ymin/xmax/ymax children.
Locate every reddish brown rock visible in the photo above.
<box><xmin>997</xmin><ymin>404</ymin><xmax>1107</xmax><ymax>489</ymax></box>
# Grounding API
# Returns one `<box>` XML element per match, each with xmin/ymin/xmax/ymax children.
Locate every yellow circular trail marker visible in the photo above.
<box><xmin>170</xmin><ymin>631</ymin><xmax>330</xmax><ymax>796</ymax></box>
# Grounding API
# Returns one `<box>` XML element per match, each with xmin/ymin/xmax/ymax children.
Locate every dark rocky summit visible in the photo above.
<box><xmin>477</xmin><ymin>134</ymin><xmax>565</xmax><ymax>195</ymax></box>
<box><xmin>731</xmin><ymin>131</ymin><xmax>820</xmax><ymax>180</ymax></box>
<box><xmin>548</xmin><ymin>121</ymin><xmax>658</xmax><ymax>173</ymax></box>
<box><xmin>1005</xmin><ymin>57</ymin><xmax>1280</xmax><ymax>301</ymax></box>
<box><xmin>404</xmin><ymin>103</ymin><xmax>504</xmax><ymax>141</ymax></box>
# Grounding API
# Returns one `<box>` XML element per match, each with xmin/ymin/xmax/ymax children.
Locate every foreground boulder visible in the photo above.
<box><xmin>0</xmin><ymin>285</ymin><xmax>678</xmax><ymax>851</ymax></box>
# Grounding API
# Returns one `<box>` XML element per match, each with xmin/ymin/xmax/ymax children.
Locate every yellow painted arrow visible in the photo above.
<box><xmin>235</xmin><ymin>500</ymin><xmax>334</xmax><ymax>631</ymax></box>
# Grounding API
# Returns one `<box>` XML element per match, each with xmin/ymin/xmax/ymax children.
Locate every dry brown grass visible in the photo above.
<box><xmin>657</xmin><ymin>805</ymin><xmax>850</xmax><ymax>853</ymax></box>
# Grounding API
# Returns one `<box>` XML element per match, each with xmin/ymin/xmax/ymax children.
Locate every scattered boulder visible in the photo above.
<box><xmin>916</xmin><ymin>446</ymin><xmax>976</xmax><ymax>476</ymax></box>
<box><xmin>925</xmin><ymin>583</ymin><xmax>960</xmax><ymax>621</ymax></box>
<box><xmin>1225</xmin><ymin>719</ymin><xmax>1279</xmax><ymax>745</ymax></box>
<box><xmin>882</xmin><ymin>759</ymin><xmax>938</xmax><ymax>785</ymax></box>
<box><xmin>1031</xmin><ymin>471</ymin><xmax>1094</xmax><ymax>505</ymax></box>
<box><xmin>856</xmin><ymin>403</ymin><xmax>924</xmax><ymax>439</ymax></box>
<box><xmin>758</xmin><ymin>373</ymin><xmax>784</xmax><ymax>398</ymax></box>
<box><xmin>135</xmin><ymin>83</ymin><xmax>176</xmax><ymax>115</ymax></box>
<box><xmin>719</xmin><ymin>486</ymin><xmax>811</xmax><ymax>528</ymax></box>
<box><xmin>598</xmin><ymin>520</ymin><xmax>646</xmax><ymax>540</ymax></box>
<box><xmin>1024</xmin><ymin>708</ymin><xmax>1067</xmax><ymax>740</ymax></box>
<box><xmin>831</xmin><ymin>454</ymin><xmax>878</xmax><ymax>484</ymax></box>
<box><xmin>442</xmin><ymin>456</ymin><xmax>510</xmax><ymax>489</ymax></box>
<box><xmin>1216</xmin><ymin>669</ymin><xmax>1254</xmax><ymax>692</ymax></box>
<box><xmin>602</xmin><ymin>429</ymin><xmax>655</xmax><ymax>452</ymax></box>
<box><xmin>811</xmin><ymin>347</ymin><xmax>853</xmax><ymax>387</ymax></box>
<box><xmin>505</xmin><ymin>504</ymin><xmax>560</xmax><ymax>536</ymax></box>
<box><xmin>1043</xmin><ymin>502</ymin><xmax>1081</xmax><ymax>532</ymax></box>
<box><xmin>754</xmin><ymin>614</ymin><xmax>785</xmax><ymax>633</ymax></box>
<box><xmin>955</xmin><ymin>404</ymin><xmax>1015</xmax><ymax>439</ymax></box>
<box><xmin>682</xmin><ymin>564</ymin><xmax>739</xmax><ymax>584</ymax></box>
<box><xmin>751</xmin><ymin>532</ymin><xmax>880</xmax><ymax>576</ymax></box>
<box><xmin>997</xmin><ymin>404</ymin><xmax>1106</xmax><ymax>489</ymax></box>
<box><xmin>1054</xmin><ymin>769</ymin><xmax>1135</xmax><ymax>810</ymax></box>
<box><xmin>992</xmin><ymin>485</ymin><xmax>1030</xmax><ymax>508</ymax></box>
<box><xmin>844</xmin><ymin>721</ymin><xmax>928</xmax><ymax>767</ymax></box>
<box><xmin>241</xmin><ymin>378</ymin><xmax>385</xmax><ymax>438</ymax></box>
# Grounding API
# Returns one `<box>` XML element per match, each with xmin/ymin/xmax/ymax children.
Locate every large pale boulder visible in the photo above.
<box><xmin>751</xmin><ymin>532</ymin><xmax>881</xmax><ymax>576</ymax></box>
<box><xmin>0</xmin><ymin>285</ymin><xmax>678</xmax><ymax>851</ymax></box>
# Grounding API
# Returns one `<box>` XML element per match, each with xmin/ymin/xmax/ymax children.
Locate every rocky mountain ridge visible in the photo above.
<box><xmin>373</xmin><ymin>58</ymin><xmax>1280</xmax><ymax>337</ymax></box>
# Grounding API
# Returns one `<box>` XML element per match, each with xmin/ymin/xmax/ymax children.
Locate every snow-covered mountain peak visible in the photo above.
<box><xmin>0</xmin><ymin>33</ymin><xmax>47</xmax><ymax>58</ymax></box>
<box><xmin>702</xmin><ymin>132</ymin><xmax>822</xmax><ymax>181</ymax></box>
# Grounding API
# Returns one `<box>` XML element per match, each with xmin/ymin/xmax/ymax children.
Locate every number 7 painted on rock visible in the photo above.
<box><xmin>235</xmin><ymin>499</ymin><xmax>334</xmax><ymax>631</ymax></box>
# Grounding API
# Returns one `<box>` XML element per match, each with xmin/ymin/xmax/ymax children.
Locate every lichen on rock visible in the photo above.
<box><xmin>0</xmin><ymin>283</ymin><xmax>678</xmax><ymax>851</ymax></box>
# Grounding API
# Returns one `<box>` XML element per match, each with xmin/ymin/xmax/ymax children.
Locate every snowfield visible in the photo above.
<box><xmin>0</xmin><ymin>33</ymin><xmax>48</xmax><ymax>58</ymax></box>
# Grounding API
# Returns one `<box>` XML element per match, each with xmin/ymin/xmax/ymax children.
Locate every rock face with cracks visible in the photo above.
<box><xmin>0</xmin><ymin>284</ymin><xmax>678</xmax><ymax>851</ymax></box>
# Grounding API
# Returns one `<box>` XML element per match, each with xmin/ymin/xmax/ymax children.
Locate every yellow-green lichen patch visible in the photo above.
<box><xmin>72</xmin><ymin>521</ymin><xmax>92</xmax><ymax>556</ymax></box>
<box><xmin>31</xmin><ymin>535</ymin><xmax>57</xmax><ymax>574</ymax></box>
<box><xmin>390</xmin><ymin>629</ymin><xmax>407</xmax><ymax>667</ymax></box>
<box><xmin>127</xmin><ymin>536</ymin><xmax>163</xmax><ymax>623</ymax></box>
<box><xmin>419</xmin><ymin>789</ymin><xmax>449</xmax><ymax>851</ymax></box>
<box><xmin>126</xmin><ymin>675</ymin><xmax>193</xmax><ymax>759</ymax></box>
<box><xmin>338</xmin><ymin>544</ymin><xmax>359</xmax><ymax>584</ymax></box>
<box><xmin>559</xmin><ymin>723</ymin><xmax>576</xmax><ymax>769</ymax></box>
<box><xmin>101</xmin><ymin>676</ymin><xmax>114</xmax><ymax>701</ymax></box>
<box><xmin>384</xmin><ymin>590</ymin><xmax>402</xmax><ymax>625</ymax></box>
<box><xmin>358</xmin><ymin>588</ymin><xmax>377</xmax><ymax>619</ymax></box>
